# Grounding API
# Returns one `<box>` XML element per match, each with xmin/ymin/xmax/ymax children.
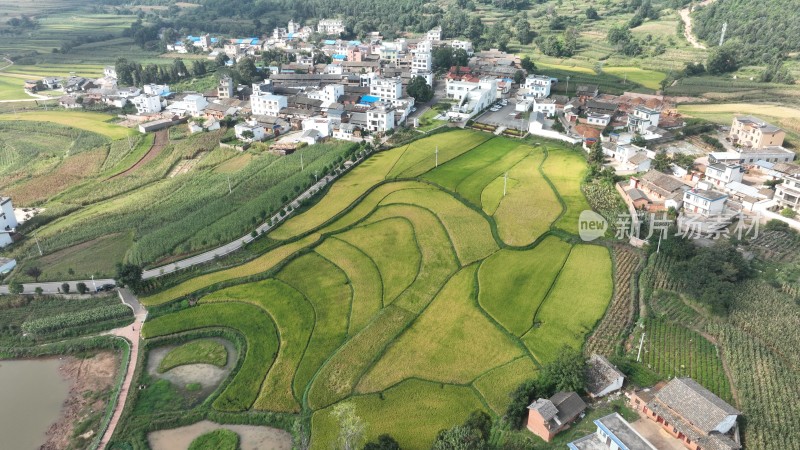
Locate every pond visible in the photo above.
<box><xmin>0</xmin><ymin>359</ymin><xmax>70</xmax><ymax>450</ymax></box>
<box><xmin>148</xmin><ymin>420</ymin><xmax>293</xmax><ymax>450</ymax></box>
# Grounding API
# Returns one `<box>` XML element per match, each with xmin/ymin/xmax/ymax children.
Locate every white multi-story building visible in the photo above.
<box><xmin>426</xmin><ymin>27</ymin><xmax>442</xmax><ymax>41</ymax></box>
<box><xmin>415</xmin><ymin>40</ymin><xmax>432</xmax><ymax>53</ymax></box>
<box><xmin>532</xmin><ymin>98</ymin><xmax>556</xmax><ymax>117</ymax></box>
<box><xmin>771</xmin><ymin>163</ymin><xmax>800</xmax><ymax>210</ymax></box>
<box><xmin>370</xmin><ymin>78</ymin><xmax>403</xmax><ymax>104</ymax></box>
<box><xmin>143</xmin><ymin>84</ymin><xmax>170</xmax><ymax>96</ymax></box>
<box><xmin>302</xmin><ymin>117</ymin><xmax>333</xmax><ymax>137</ymax></box>
<box><xmin>251</xmin><ymin>93</ymin><xmax>288</xmax><ymax>117</ymax></box>
<box><xmin>0</xmin><ymin>197</ymin><xmax>17</xmax><ymax>248</ymax></box>
<box><xmin>183</xmin><ymin>94</ymin><xmax>208</xmax><ymax>116</ymax></box>
<box><xmin>523</xmin><ymin>75</ymin><xmax>552</xmax><ymax>98</ymax></box>
<box><xmin>104</xmin><ymin>66</ymin><xmax>117</xmax><ymax>79</ymax></box>
<box><xmin>367</xmin><ymin>102</ymin><xmax>395</xmax><ymax>133</ymax></box>
<box><xmin>587</xmin><ymin>113</ymin><xmax>611</xmax><ymax>127</ymax></box>
<box><xmin>307</xmin><ymin>84</ymin><xmax>344</xmax><ymax>105</ymax></box>
<box><xmin>450</xmin><ymin>40</ymin><xmax>474</xmax><ymax>56</ymax></box>
<box><xmin>218</xmin><ymin>76</ymin><xmax>235</xmax><ymax>99</ymax></box>
<box><xmin>317</xmin><ymin>18</ymin><xmax>345</xmax><ymax>35</ymax></box>
<box><xmin>627</xmin><ymin>106</ymin><xmax>660</xmax><ymax>134</ymax></box>
<box><xmin>411</xmin><ymin>52</ymin><xmax>432</xmax><ymax>73</ymax></box>
<box><xmin>131</xmin><ymin>94</ymin><xmax>163</xmax><ymax>114</ymax></box>
<box><xmin>705</xmin><ymin>163</ymin><xmax>743</xmax><ymax>187</ymax></box>
<box><xmin>446</xmin><ymin>78</ymin><xmax>497</xmax><ymax>120</ymax></box>
<box><xmin>683</xmin><ymin>188</ymin><xmax>728</xmax><ymax>216</ymax></box>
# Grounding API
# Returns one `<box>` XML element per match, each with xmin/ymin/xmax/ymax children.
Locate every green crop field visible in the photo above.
<box><xmin>158</xmin><ymin>339</ymin><xmax>228</xmax><ymax>373</ymax></box>
<box><xmin>126</xmin><ymin>130</ymin><xmax>616</xmax><ymax>448</ymax></box>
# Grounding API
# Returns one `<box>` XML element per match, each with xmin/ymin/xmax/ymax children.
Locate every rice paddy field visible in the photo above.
<box><xmin>131</xmin><ymin>130</ymin><xmax>614</xmax><ymax>449</ymax></box>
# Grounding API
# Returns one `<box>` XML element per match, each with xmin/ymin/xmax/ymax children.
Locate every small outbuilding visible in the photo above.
<box><xmin>527</xmin><ymin>391</ymin><xmax>587</xmax><ymax>442</ymax></box>
<box><xmin>586</xmin><ymin>354</ymin><xmax>625</xmax><ymax>398</ymax></box>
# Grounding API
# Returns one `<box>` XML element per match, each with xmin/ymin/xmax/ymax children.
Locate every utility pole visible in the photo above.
<box><xmin>636</xmin><ymin>332</ymin><xmax>646</xmax><ymax>362</ymax></box>
<box><xmin>435</xmin><ymin>145</ymin><xmax>439</xmax><ymax>168</ymax></box>
<box><xmin>656</xmin><ymin>230</ymin><xmax>663</xmax><ymax>253</ymax></box>
<box><xmin>227</xmin><ymin>176</ymin><xmax>232</xmax><ymax>195</ymax></box>
<box><xmin>565</xmin><ymin>76</ymin><xmax>570</xmax><ymax>95</ymax></box>
<box><xmin>91</xmin><ymin>275</ymin><xmax>97</xmax><ymax>293</ymax></box>
<box><xmin>300</xmin><ymin>153</ymin><xmax>304</xmax><ymax>171</ymax></box>
<box><xmin>503</xmin><ymin>172</ymin><xmax>508</xmax><ymax>196</ymax></box>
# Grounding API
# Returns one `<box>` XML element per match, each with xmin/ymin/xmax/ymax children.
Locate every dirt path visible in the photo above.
<box><xmin>108</xmin><ymin>129</ymin><xmax>169</xmax><ymax>179</ymax></box>
<box><xmin>680</xmin><ymin>0</ymin><xmax>716</xmax><ymax>49</ymax></box>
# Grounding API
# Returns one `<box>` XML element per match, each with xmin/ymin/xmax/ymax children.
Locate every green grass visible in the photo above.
<box><xmin>415</xmin><ymin>107</ymin><xmax>447</xmax><ymax>132</ymax></box>
<box><xmin>603</xmin><ymin>67</ymin><xmax>666</xmax><ymax>90</ymax></box>
<box><xmin>275</xmin><ymin>253</ymin><xmax>352</xmax><ymax>401</ymax></box>
<box><xmin>523</xmin><ymin>244</ymin><xmax>613</xmax><ymax>364</ymax></box>
<box><xmin>336</xmin><ymin>217</ymin><xmax>420</xmax><ymax>305</ymax></box>
<box><xmin>473</xmin><ymin>357</ymin><xmax>538</xmax><ymax>414</ymax></box>
<box><xmin>478</xmin><ymin>237</ymin><xmax>572</xmax><ymax>337</ymax></box>
<box><xmin>17</xmin><ymin>232</ymin><xmax>132</xmax><ymax>281</ymax></box>
<box><xmin>188</xmin><ymin>429</ymin><xmax>240</xmax><ymax>450</ymax></box>
<box><xmin>379</xmin><ymin>187</ymin><xmax>498</xmax><ymax>265</ymax></box>
<box><xmin>0</xmin><ymin>75</ymin><xmax>29</xmax><ymax>101</ymax></box>
<box><xmin>359</xmin><ymin>265</ymin><xmax>525</xmax><ymax>392</ymax></box>
<box><xmin>202</xmin><ymin>279</ymin><xmax>313</xmax><ymax>413</ymax></box>
<box><xmin>142</xmin><ymin>302</ymin><xmax>279</xmax><ymax>412</ymax></box>
<box><xmin>157</xmin><ymin>339</ymin><xmax>228</xmax><ymax>373</ymax></box>
<box><xmin>541</xmin><ymin>147</ymin><xmax>593</xmax><ymax>235</ymax></box>
<box><xmin>0</xmin><ymin>111</ymin><xmax>136</xmax><ymax>139</ymax></box>
<box><xmin>311</xmin><ymin>379</ymin><xmax>486</xmax><ymax>450</ymax></box>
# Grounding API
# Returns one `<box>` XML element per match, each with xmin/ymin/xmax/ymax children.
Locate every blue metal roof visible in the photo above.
<box><xmin>324</xmin><ymin>39</ymin><xmax>337</xmax><ymax>45</ymax></box>
<box><xmin>332</xmin><ymin>54</ymin><xmax>346</xmax><ymax>60</ymax></box>
<box><xmin>359</xmin><ymin>95</ymin><xmax>379</xmax><ymax>104</ymax></box>
<box><xmin>348</xmin><ymin>40</ymin><xmax>361</xmax><ymax>46</ymax></box>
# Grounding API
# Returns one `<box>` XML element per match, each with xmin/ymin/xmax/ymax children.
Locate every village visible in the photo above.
<box><xmin>1</xmin><ymin>15</ymin><xmax>797</xmax><ymax>450</ymax></box>
<box><xmin>10</xmin><ymin>18</ymin><xmax>798</xmax><ymax>247</ymax></box>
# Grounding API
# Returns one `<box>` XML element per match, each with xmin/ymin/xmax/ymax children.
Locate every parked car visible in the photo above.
<box><xmin>97</xmin><ymin>283</ymin><xmax>117</xmax><ymax>292</ymax></box>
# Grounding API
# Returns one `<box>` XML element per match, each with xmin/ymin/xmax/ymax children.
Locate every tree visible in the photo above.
<box><xmin>116</xmin><ymin>263</ymin><xmax>143</xmax><ymax>292</ymax></box>
<box><xmin>76</xmin><ymin>282</ymin><xmax>89</xmax><ymax>294</ymax></box>
<box><xmin>506</xmin><ymin>378</ymin><xmax>547</xmax><ymax>429</ymax></box>
<box><xmin>781</xmin><ymin>207</ymin><xmax>797</xmax><ymax>218</ymax></box>
<box><xmin>407</xmin><ymin>76</ymin><xmax>433</xmax><ymax>103</ymax></box>
<box><xmin>513</xmin><ymin>70</ymin><xmax>525</xmax><ymax>85</ymax></box>
<box><xmin>540</xmin><ymin>347</ymin><xmax>587</xmax><ymax>393</ymax></box>
<box><xmin>515</xmin><ymin>18</ymin><xmax>533</xmax><ymax>45</ymax></box>
<box><xmin>707</xmin><ymin>44</ymin><xmax>739</xmax><ymax>75</ymax></box>
<box><xmin>25</xmin><ymin>266</ymin><xmax>42</xmax><ymax>282</ymax></box>
<box><xmin>61</xmin><ymin>282</ymin><xmax>70</xmax><ymax>294</ymax></box>
<box><xmin>432</xmin><ymin>425</ymin><xmax>485</xmax><ymax>450</ymax></box>
<box><xmin>35</xmin><ymin>286</ymin><xmax>43</xmax><ymax>296</ymax></box>
<box><xmin>215</xmin><ymin>52</ymin><xmax>230</xmax><ymax>67</ymax></box>
<box><xmin>241</xmin><ymin>130</ymin><xmax>255</xmax><ymax>140</ymax></box>
<box><xmin>585</xmin><ymin>6</ymin><xmax>600</xmax><ymax>20</ymax></box>
<box><xmin>363</xmin><ymin>434</ymin><xmax>400</xmax><ymax>450</ymax></box>
<box><xmin>590</xmin><ymin>141</ymin><xmax>604</xmax><ymax>164</ymax></box>
<box><xmin>520</xmin><ymin>56</ymin><xmax>536</xmax><ymax>73</ymax></box>
<box><xmin>653</xmin><ymin>151</ymin><xmax>670</xmax><ymax>172</ymax></box>
<box><xmin>331</xmin><ymin>403</ymin><xmax>364</xmax><ymax>450</ymax></box>
<box><xmin>463</xmin><ymin>411</ymin><xmax>492</xmax><ymax>441</ymax></box>
<box><xmin>9</xmin><ymin>281</ymin><xmax>23</xmax><ymax>295</ymax></box>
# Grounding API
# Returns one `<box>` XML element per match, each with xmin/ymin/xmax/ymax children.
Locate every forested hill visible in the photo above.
<box><xmin>693</xmin><ymin>0</ymin><xmax>800</xmax><ymax>64</ymax></box>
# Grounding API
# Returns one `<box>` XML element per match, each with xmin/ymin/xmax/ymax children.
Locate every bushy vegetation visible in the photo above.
<box><xmin>188</xmin><ymin>429</ymin><xmax>240</xmax><ymax>450</ymax></box>
<box><xmin>157</xmin><ymin>339</ymin><xmax>228</xmax><ymax>373</ymax></box>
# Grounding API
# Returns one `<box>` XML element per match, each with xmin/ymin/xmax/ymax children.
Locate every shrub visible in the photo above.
<box><xmin>21</xmin><ymin>304</ymin><xmax>132</xmax><ymax>335</ymax></box>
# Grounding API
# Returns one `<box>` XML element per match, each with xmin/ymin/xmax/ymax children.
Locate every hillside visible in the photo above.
<box><xmin>693</xmin><ymin>0</ymin><xmax>800</xmax><ymax>64</ymax></box>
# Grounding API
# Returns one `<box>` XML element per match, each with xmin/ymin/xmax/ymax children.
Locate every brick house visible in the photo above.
<box><xmin>629</xmin><ymin>378</ymin><xmax>740</xmax><ymax>450</ymax></box>
<box><xmin>527</xmin><ymin>391</ymin><xmax>587</xmax><ymax>442</ymax></box>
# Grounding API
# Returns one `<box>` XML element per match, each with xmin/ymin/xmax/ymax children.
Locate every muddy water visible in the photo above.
<box><xmin>148</xmin><ymin>420</ymin><xmax>292</xmax><ymax>450</ymax></box>
<box><xmin>146</xmin><ymin>338</ymin><xmax>236</xmax><ymax>400</ymax></box>
<box><xmin>0</xmin><ymin>359</ymin><xmax>70</xmax><ymax>450</ymax></box>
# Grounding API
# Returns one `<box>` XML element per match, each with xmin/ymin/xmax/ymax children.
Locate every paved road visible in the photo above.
<box><xmin>0</xmin><ymin>278</ymin><xmax>115</xmax><ymax>295</ymax></box>
<box><xmin>98</xmin><ymin>288</ymin><xmax>146</xmax><ymax>450</ymax></box>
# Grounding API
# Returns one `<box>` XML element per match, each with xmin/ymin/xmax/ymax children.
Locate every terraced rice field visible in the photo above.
<box><xmin>137</xmin><ymin>130</ymin><xmax>614</xmax><ymax>449</ymax></box>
